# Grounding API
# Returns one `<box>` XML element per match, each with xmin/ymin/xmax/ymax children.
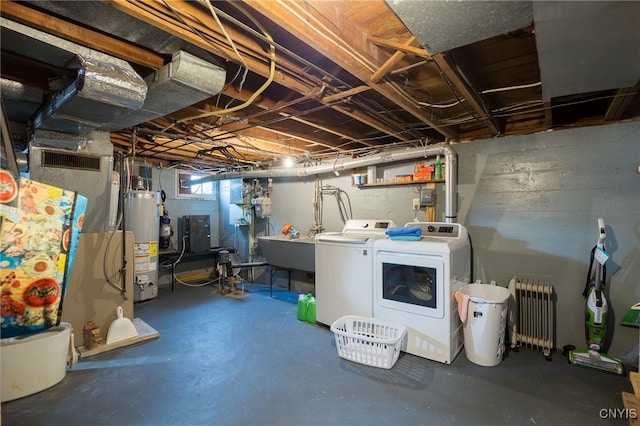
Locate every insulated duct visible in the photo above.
<box><xmin>100</xmin><ymin>50</ymin><xmax>226</xmax><ymax>131</ymax></box>
<box><xmin>33</xmin><ymin>54</ymin><xmax>147</xmax><ymax>135</ymax></box>
<box><xmin>1</xmin><ymin>18</ymin><xmax>147</xmax><ymax>136</ymax></box>
<box><xmin>205</xmin><ymin>143</ymin><xmax>459</xmax><ymax>223</ymax></box>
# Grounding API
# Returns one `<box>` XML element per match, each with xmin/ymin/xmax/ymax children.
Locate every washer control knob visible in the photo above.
<box><xmin>427</xmin><ymin>225</ymin><xmax>435</xmax><ymax>233</ymax></box>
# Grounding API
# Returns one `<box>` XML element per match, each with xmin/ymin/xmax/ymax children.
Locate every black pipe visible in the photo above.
<box><xmin>118</xmin><ymin>152</ymin><xmax>129</xmax><ymax>300</ymax></box>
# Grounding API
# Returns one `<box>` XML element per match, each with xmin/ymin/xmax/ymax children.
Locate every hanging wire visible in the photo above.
<box><xmin>172</xmin><ymin>3</ymin><xmax>277</xmax><ymax>125</ymax></box>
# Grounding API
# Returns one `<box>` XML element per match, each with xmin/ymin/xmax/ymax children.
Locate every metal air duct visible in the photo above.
<box><xmin>100</xmin><ymin>50</ymin><xmax>226</xmax><ymax>131</ymax></box>
<box><xmin>1</xmin><ymin>18</ymin><xmax>147</xmax><ymax>136</ymax></box>
<box><xmin>33</xmin><ymin>54</ymin><xmax>147</xmax><ymax>135</ymax></box>
<box><xmin>386</xmin><ymin>0</ymin><xmax>533</xmax><ymax>54</ymax></box>
<box><xmin>533</xmin><ymin>1</ymin><xmax>640</xmax><ymax>101</ymax></box>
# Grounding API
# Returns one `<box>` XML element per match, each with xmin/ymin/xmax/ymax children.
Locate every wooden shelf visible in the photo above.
<box><xmin>355</xmin><ymin>179</ymin><xmax>444</xmax><ymax>188</ymax></box>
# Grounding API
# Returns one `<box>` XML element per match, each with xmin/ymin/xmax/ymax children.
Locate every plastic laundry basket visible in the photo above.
<box><xmin>330</xmin><ymin>315</ymin><xmax>406</xmax><ymax>369</ymax></box>
<box><xmin>458</xmin><ymin>284</ymin><xmax>511</xmax><ymax>367</ymax></box>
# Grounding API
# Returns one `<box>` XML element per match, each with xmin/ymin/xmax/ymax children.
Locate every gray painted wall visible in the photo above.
<box><xmin>455</xmin><ymin>121</ymin><xmax>639</xmax><ymax>358</ymax></box>
<box><xmin>241</xmin><ymin>121</ymin><xmax>639</xmax><ymax>358</ymax></box>
<box><xmin>153</xmin><ymin>121</ymin><xmax>638</xmax><ymax>358</ymax></box>
<box><xmin>155</xmin><ymin>167</ymin><xmax>220</xmax><ymax>251</ymax></box>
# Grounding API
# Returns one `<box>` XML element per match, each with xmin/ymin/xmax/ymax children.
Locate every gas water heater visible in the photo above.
<box><xmin>127</xmin><ymin>188</ymin><xmax>160</xmax><ymax>302</ymax></box>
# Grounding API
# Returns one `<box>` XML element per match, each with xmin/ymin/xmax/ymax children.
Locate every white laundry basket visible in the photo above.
<box><xmin>458</xmin><ymin>284</ymin><xmax>510</xmax><ymax>367</ymax></box>
<box><xmin>330</xmin><ymin>315</ymin><xmax>406</xmax><ymax>369</ymax></box>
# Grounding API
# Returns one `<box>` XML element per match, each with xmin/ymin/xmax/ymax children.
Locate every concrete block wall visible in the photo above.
<box><xmin>455</xmin><ymin>121</ymin><xmax>639</xmax><ymax>357</ymax></box>
<box><xmin>151</xmin><ymin>121</ymin><xmax>637</xmax><ymax>358</ymax></box>
<box><xmin>246</xmin><ymin>121</ymin><xmax>639</xmax><ymax>358</ymax></box>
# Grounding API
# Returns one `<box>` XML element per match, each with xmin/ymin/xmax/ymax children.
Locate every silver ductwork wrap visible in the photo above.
<box><xmin>33</xmin><ymin>54</ymin><xmax>147</xmax><ymax>135</ymax></box>
<box><xmin>100</xmin><ymin>50</ymin><xmax>226</xmax><ymax>131</ymax></box>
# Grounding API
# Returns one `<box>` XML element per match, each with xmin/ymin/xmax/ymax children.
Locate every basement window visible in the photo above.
<box><xmin>176</xmin><ymin>172</ymin><xmax>216</xmax><ymax>200</ymax></box>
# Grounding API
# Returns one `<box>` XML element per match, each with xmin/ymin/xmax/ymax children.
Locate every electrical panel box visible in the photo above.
<box><xmin>420</xmin><ymin>188</ymin><xmax>437</xmax><ymax>207</ymax></box>
<box><xmin>178</xmin><ymin>215</ymin><xmax>211</xmax><ymax>252</ymax></box>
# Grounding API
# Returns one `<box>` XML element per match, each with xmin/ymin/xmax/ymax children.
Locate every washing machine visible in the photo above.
<box><xmin>372</xmin><ymin>222</ymin><xmax>471</xmax><ymax>364</ymax></box>
<box><xmin>315</xmin><ymin>219</ymin><xmax>396</xmax><ymax>326</ymax></box>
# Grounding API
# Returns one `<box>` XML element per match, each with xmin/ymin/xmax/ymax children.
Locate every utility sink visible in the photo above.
<box><xmin>257</xmin><ymin>235</ymin><xmax>315</xmax><ymax>273</ymax></box>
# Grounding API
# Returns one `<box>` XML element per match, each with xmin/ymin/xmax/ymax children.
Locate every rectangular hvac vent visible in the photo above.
<box><xmin>41</xmin><ymin>151</ymin><xmax>102</xmax><ymax>171</ymax></box>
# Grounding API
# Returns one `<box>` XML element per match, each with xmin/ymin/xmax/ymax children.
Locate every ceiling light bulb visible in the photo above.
<box><xmin>284</xmin><ymin>157</ymin><xmax>293</xmax><ymax>167</ymax></box>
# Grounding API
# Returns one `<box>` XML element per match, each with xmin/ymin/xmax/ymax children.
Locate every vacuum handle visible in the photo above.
<box><xmin>597</xmin><ymin>218</ymin><xmax>606</xmax><ymax>248</ymax></box>
<box><xmin>594</xmin><ymin>289</ymin><xmax>603</xmax><ymax>308</ymax></box>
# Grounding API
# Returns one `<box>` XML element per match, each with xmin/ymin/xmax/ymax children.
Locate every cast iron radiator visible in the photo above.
<box><xmin>507</xmin><ymin>277</ymin><xmax>554</xmax><ymax>357</ymax></box>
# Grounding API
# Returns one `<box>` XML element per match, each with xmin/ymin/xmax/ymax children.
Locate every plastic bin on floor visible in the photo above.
<box><xmin>330</xmin><ymin>315</ymin><xmax>406</xmax><ymax>369</ymax></box>
<box><xmin>458</xmin><ymin>284</ymin><xmax>511</xmax><ymax>367</ymax></box>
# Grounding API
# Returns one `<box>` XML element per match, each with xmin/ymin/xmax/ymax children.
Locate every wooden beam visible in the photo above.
<box><xmin>322</xmin><ymin>86</ymin><xmax>371</xmax><ymax>103</ymax></box>
<box><xmin>208</xmin><ymin>86</ymin><xmax>362</xmax><ymax>148</ymax></box>
<box><xmin>432</xmin><ymin>53</ymin><xmax>500</xmax><ymax>136</ymax></box>
<box><xmin>278</xmin><ymin>113</ymin><xmax>362</xmax><ymax>144</ymax></box>
<box><xmin>330</xmin><ymin>105</ymin><xmax>411</xmax><ymax>143</ymax></box>
<box><xmin>137</xmin><ymin>0</ymin><xmax>326</xmax><ymax>89</ymax></box>
<box><xmin>107</xmin><ymin>0</ymin><xmax>313</xmax><ymax>95</ymax></box>
<box><xmin>370</xmin><ymin>36</ymin><xmax>417</xmax><ymax>84</ymax></box>
<box><xmin>244</xmin><ymin>0</ymin><xmax>458</xmax><ymax>140</ymax></box>
<box><xmin>371</xmin><ymin>50</ymin><xmax>405</xmax><ymax>84</ymax></box>
<box><xmin>1</xmin><ymin>1</ymin><xmax>164</xmax><ymax>69</ymax></box>
<box><xmin>109</xmin><ymin>0</ymin><xmax>409</xmax><ymax>146</ymax></box>
<box><xmin>367</xmin><ymin>35</ymin><xmax>431</xmax><ymax>59</ymax></box>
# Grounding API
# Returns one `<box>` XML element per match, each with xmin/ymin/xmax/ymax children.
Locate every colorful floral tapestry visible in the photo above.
<box><xmin>0</xmin><ymin>172</ymin><xmax>87</xmax><ymax>338</ymax></box>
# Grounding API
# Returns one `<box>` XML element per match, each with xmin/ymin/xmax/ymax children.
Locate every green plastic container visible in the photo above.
<box><xmin>297</xmin><ymin>293</ymin><xmax>316</xmax><ymax>323</ymax></box>
<box><xmin>297</xmin><ymin>294</ymin><xmax>308</xmax><ymax>321</ymax></box>
<box><xmin>307</xmin><ymin>297</ymin><xmax>316</xmax><ymax>324</ymax></box>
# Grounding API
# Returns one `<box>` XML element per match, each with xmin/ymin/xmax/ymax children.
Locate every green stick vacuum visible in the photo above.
<box><xmin>569</xmin><ymin>218</ymin><xmax>624</xmax><ymax>374</ymax></box>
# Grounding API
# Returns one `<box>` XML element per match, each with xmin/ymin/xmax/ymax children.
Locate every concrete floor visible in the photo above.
<box><xmin>2</xmin><ymin>282</ymin><xmax>633</xmax><ymax>425</ymax></box>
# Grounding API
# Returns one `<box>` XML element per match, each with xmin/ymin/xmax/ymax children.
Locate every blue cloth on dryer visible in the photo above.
<box><xmin>385</xmin><ymin>226</ymin><xmax>422</xmax><ymax>237</ymax></box>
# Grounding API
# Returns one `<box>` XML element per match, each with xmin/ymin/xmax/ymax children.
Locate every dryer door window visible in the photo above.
<box><xmin>374</xmin><ymin>251</ymin><xmax>444</xmax><ymax>319</ymax></box>
<box><xmin>382</xmin><ymin>263</ymin><xmax>437</xmax><ymax>309</ymax></box>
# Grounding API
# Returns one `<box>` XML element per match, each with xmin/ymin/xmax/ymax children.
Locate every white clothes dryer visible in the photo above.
<box><xmin>315</xmin><ymin>219</ymin><xmax>395</xmax><ymax>326</ymax></box>
<box><xmin>373</xmin><ymin>222</ymin><xmax>471</xmax><ymax>364</ymax></box>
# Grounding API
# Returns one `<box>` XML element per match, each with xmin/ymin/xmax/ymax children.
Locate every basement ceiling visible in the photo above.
<box><xmin>1</xmin><ymin>0</ymin><xmax>639</xmax><ymax>172</ymax></box>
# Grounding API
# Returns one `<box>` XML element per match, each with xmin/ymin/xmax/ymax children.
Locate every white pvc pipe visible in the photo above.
<box><xmin>205</xmin><ymin>143</ymin><xmax>458</xmax><ymax>222</ymax></box>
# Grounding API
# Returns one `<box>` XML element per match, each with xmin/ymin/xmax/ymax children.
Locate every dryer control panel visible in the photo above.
<box><xmin>405</xmin><ymin>222</ymin><xmax>461</xmax><ymax>238</ymax></box>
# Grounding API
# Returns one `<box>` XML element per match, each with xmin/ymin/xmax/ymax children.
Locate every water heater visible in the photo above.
<box><xmin>127</xmin><ymin>189</ymin><xmax>159</xmax><ymax>302</ymax></box>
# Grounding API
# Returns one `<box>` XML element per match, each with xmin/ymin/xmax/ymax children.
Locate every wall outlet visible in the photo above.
<box><xmin>412</xmin><ymin>198</ymin><xmax>420</xmax><ymax>210</ymax></box>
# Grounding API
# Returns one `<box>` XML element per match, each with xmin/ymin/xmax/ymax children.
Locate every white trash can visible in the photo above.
<box><xmin>456</xmin><ymin>284</ymin><xmax>511</xmax><ymax>367</ymax></box>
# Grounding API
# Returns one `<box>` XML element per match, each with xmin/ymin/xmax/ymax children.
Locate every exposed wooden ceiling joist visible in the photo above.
<box><xmin>244</xmin><ymin>0</ymin><xmax>459</xmax><ymax>141</ymax></box>
<box><xmin>1</xmin><ymin>0</ymin><xmax>638</xmax><ymax>170</ymax></box>
<box><xmin>1</xmin><ymin>1</ymin><xmax>164</xmax><ymax>69</ymax></box>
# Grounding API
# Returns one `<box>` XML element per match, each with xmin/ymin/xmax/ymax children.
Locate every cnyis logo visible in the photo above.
<box><xmin>599</xmin><ymin>408</ymin><xmax>637</xmax><ymax>419</ymax></box>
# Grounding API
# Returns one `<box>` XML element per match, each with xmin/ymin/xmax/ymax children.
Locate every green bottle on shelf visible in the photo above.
<box><xmin>434</xmin><ymin>155</ymin><xmax>443</xmax><ymax>180</ymax></box>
